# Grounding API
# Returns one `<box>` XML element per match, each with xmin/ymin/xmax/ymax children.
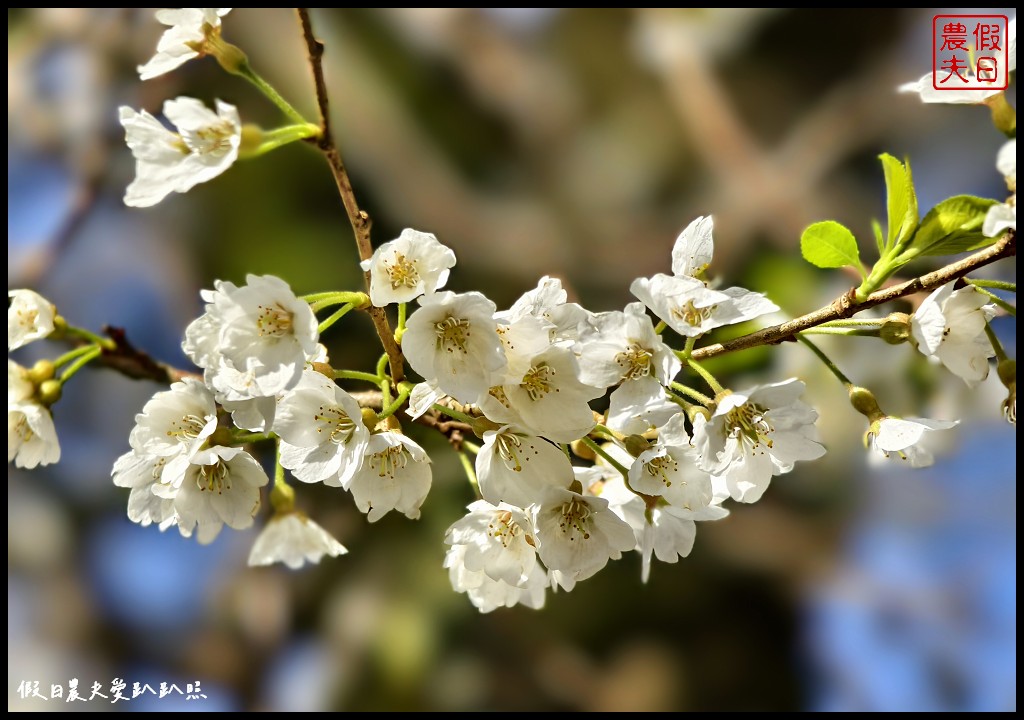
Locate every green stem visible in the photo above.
<box><xmin>62</xmin><ymin>325</ymin><xmax>115</xmax><ymax>350</ymax></box>
<box><xmin>269</xmin><ymin>439</ymin><xmax>296</xmax><ymax>513</ymax></box>
<box><xmin>819</xmin><ymin>318</ymin><xmax>884</xmax><ymax>328</ymax></box>
<box><xmin>984</xmin><ymin>322</ymin><xmax>1009</xmax><ymax>363</ymax></box>
<box><xmin>236</xmin><ymin>60</ymin><xmax>308</xmax><ymax>125</ymax></box>
<box><xmin>971</xmin><ymin>286</ymin><xmax>1017</xmax><ymax>316</ymax></box>
<box><xmin>234</xmin><ymin>432</ymin><xmax>276</xmax><ymax>444</ymax></box>
<box><xmin>309</xmin><ymin>291</ymin><xmax>367</xmax><ymax>313</ymax></box>
<box><xmin>670</xmin><ymin>381</ymin><xmax>713</xmax><ymax>406</ymax></box>
<box><xmin>317</xmin><ymin>303</ymin><xmax>355</xmax><ymax>334</ymax></box>
<box><xmin>801</xmin><ymin>327</ymin><xmax>881</xmax><ymax>337</ymax></box>
<box><xmin>580</xmin><ymin>436</ymin><xmax>636</xmax><ymax>492</ymax></box>
<box><xmin>797</xmin><ymin>334</ymin><xmax>853</xmax><ymax>388</ymax></box>
<box><xmin>458</xmin><ymin>451</ymin><xmax>480</xmax><ymax>495</ymax></box>
<box><xmin>395</xmin><ymin>302</ymin><xmax>408</xmax><ymax>343</ymax></box>
<box><xmin>432</xmin><ymin>403</ymin><xmax>477</xmax><ymax>425</ymax></box>
<box><xmin>654</xmin><ymin>320</ymin><xmax>667</xmax><ymax>334</ymax></box>
<box><xmin>377</xmin><ymin>384</ymin><xmax>412</xmax><ymax>421</ymax></box>
<box><xmin>686</xmin><ymin>358</ymin><xmax>724</xmax><ymax>394</ymax></box>
<box><xmin>334</xmin><ymin>369</ymin><xmax>384</xmax><ymax>384</ymax></box>
<box><xmin>966</xmin><ymin>278</ymin><xmax>1016</xmax><ymax>293</ymax></box>
<box><xmin>58</xmin><ymin>345</ymin><xmax>101</xmax><ymax>384</ymax></box>
<box><xmin>592</xmin><ymin>423</ymin><xmax>621</xmax><ymax>439</ymax></box>
<box><xmin>239</xmin><ymin>123</ymin><xmax>321</xmax><ymax>159</ymax></box>
<box><xmin>376</xmin><ymin>353</ymin><xmax>390</xmax><ymax>381</ymax></box>
<box><xmin>52</xmin><ymin>344</ymin><xmax>100</xmax><ymax>369</ymax></box>
<box><xmin>461</xmin><ymin>441</ymin><xmax>480</xmax><ymax>455</ymax></box>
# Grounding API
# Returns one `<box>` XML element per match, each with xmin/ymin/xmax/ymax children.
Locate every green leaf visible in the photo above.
<box><xmin>879</xmin><ymin>154</ymin><xmax>918</xmax><ymax>252</ymax></box>
<box><xmin>801</xmin><ymin>220</ymin><xmax>862</xmax><ymax>271</ymax></box>
<box><xmin>903</xmin><ymin>195</ymin><xmax>1000</xmax><ymax>258</ymax></box>
<box><xmin>871</xmin><ymin>219</ymin><xmax>885</xmax><ymax>257</ymax></box>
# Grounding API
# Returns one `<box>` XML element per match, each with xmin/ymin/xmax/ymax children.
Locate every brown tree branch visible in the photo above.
<box><xmin>69</xmin><ymin>326</ymin><xmax>198</xmax><ymax>385</ymax></box>
<box><xmin>296</xmin><ymin>7</ymin><xmax>405</xmax><ymax>384</ymax></box>
<box><xmin>691</xmin><ymin>231</ymin><xmax>1016</xmax><ymax>361</ymax></box>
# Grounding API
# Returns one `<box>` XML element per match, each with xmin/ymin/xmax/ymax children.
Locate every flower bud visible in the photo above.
<box><xmin>570</xmin><ymin>438</ymin><xmax>596</xmax><ymax>461</ymax></box>
<box><xmin>848</xmin><ymin>385</ymin><xmax>883</xmax><ymax>422</ymax></box>
<box><xmin>28</xmin><ymin>359</ymin><xmax>56</xmax><ymax>385</ymax></box>
<box><xmin>38</xmin><ymin>379</ymin><xmax>63</xmax><ymax>407</ymax></box>
<box><xmin>880</xmin><ymin>312</ymin><xmax>911</xmax><ymax>345</ymax></box>
<box><xmin>622</xmin><ymin>434</ymin><xmax>650</xmax><ymax>458</ymax></box>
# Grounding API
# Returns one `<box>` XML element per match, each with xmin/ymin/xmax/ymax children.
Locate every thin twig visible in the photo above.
<box><xmin>691</xmin><ymin>231</ymin><xmax>1016</xmax><ymax>361</ymax></box>
<box><xmin>94</xmin><ymin>326</ymin><xmax>196</xmax><ymax>384</ymax></box>
<box><xmin>296</xmin><ymin>7</ymin><xmax>405</xmax><ymax>384</ymax></box>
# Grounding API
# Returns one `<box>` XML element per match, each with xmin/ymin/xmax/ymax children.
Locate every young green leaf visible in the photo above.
<box><xmin>801</xmin><ymin>221</ymin><xmax>863</xmax><ymax>273</ymax></box>
<box><xmin>871</xmin><ymin>219</ymin><xmax>885</xmax><ymax>257</ymax></box>
<box><xmin>900</xmin><ymin>195</ymin><xmax>999</xmax><ymax>258</ymax></box>
<box><xmin>879</xmin><ymin>154</ymin><xmax>918</xmax><ymax>252</ymax></box>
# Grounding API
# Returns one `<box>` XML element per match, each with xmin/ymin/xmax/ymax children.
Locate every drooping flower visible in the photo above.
<box><xmin>247</xmin><ymin>512</ymin><xmax>348</xmax><ymax>569</ymax></box>
<box><xmin>475</xmin><ymin>425</ymin><xmax>574</xmax><ymax>507</ymax></box>
<box><xmin>693</xmin><ymin>379</ymin><xmax>825</xmax><ymax>503</ymax></box>
<box><xmin>8</xmin><ymin>289</ymin><xmax>56</xmax><ymax>351</ymax></box>
<box><xmin>137</xmin><ymin>8</ymin><xmax>233</xmax><ymax>80</ymax></box>
<box><xmin>361</xmin><ymin>228</ymin><xmax>456</xmax><ymax>307</ymax></box>
<box><xmin>401</xmin><ymin>290</ymin><xmax>506</xmax><ymax>404</ymax></box>
<box><xmin>347</xmin><ymin>431</ymin><xmax>432</xmax><ymax>522</ymax></box>
<box><xmin>275</xmin><ymin>370</ymin><xmax>370</xmax><ymax>487</ymax></box>
<box><xmin>8</xmin><ymin>360</ymin><xmax>60</xmax><ymax>469</ymax></box>
<box><xmin>534</xmin><ymin>487</ymin><xmax>636</xmax><ymax>591</ymax></box>
<box><xmin>444</xmin><ymin>500</ymin><xmax>540</xmax><ymax>587</ymax></box>
<box><xmin>120</xmin><ymin>96</ymin><xmax>241</xmax><ymax>207</ymax></box>
<box><xmin>867</xmin><ymin>416</ymin><xmax>958</xmax><ymax>468</ymax></box>
<box><xmin>911</xmin><ymin>284</ymin><xmax>996</xmax><ymax>387</ymax></box>
<box><xmin>444</xmin><ymin>544</ymin><xmax>548</xmax><ymax>613</ymax></box>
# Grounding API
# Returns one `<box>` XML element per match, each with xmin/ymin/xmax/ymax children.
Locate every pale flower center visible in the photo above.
<box><xmin>370</xmin><ymin>444</ymin><xmax>409</xmax><ymax>479</ymax></box>
<box><xmin>521</xmin><ymin>364</ymin><xmax>556</xmax><ymax>401</ymax></box>
<box><xmin>166</xmin><ymin>413</ymin><xmax>207</xmax><ymax>440</ymax></box>
<box><xmin>671</xmin><ymin>300</ymin><xmax>716</xmax><ymax>327</ymax></box>
<box><xmin>197</xmin><ymin>460</ymin><xmax>231</xmax><ymax>493</ymax></box>
<box><xmin>183</xmin><ymin>118</ymin><xmax>237</xmax><ymax>157</ymax></box>
<box><xmin>434</xmin><ymin>315</ymin><xmax>470</xmax><ymax>353</ymax></box>
<box><xmin>644</xmin><ymin>452</ymin><xmax>678</xmax><ymax>487</ymax></box>
<box><xmin>384</xmin><ymin>252</ymin><xmax>421</xmax><ymax>290</ymax></box>
<box><xmin>616</xmin><ymin>343</ymin><xmax>653</xmax><ymax>380</ymax></box>
<box><xmin>557</xmin><ymin>497</ymin><xmax>592</xmax><ymax>542</ymax></box>
<box><xmin>495</xmin><ymin>432</ymin><xmax>527</xmax><ymax>472</ymax></box>
<box><xmin>256</xmin><ymin>303</ymin><xmax>294</xmax><ymax>339</ymax></box>
<box><xmin>726</xmin><ymin>402</ymin><xmax>774</xmax><ymax>448</ymax></box>
<box><xmin>487</xmin><ymin>510</ymin><xmax>525</xmax><ymax>549</ymax></box>
<box><xmin>314</xmin><ymin>405</ymin><xmax>357</xmax><ymax>445</ymax></box>
<box><xmin>14</xmin><ymin>308</ymin><xmax>39</xmax><ymax>331</ymax></box>
<box><xmin>13</xmin><ymin>414</ymin><xmax>34</xmax><ymax>443</ymax></box>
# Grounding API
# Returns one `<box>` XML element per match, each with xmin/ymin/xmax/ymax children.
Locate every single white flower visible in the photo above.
<box><xmin>493</xmin><ymin>313</ymin><xmax>555</xmax><ymax>385</ymax></box>
<box><xmin>630</xmin><ymin>273</ymin><xmax>778</xmax><ymax>338</ymax></box>
<box><xmin>183</xmin><ymin>274</ymin><xmax>319</xmax><ymax>407</ymax></box>
<box><xmin>693</xmin><ymin>379</ymin><xmax>824</xmax><ymax>504</ymax></box>
<box><xmin>577</xmin><ymin>302</ymin><xmax>680</xmax><ymax>389</ymax></box>
<box><xmin>671</xmin><ymin>214</ymin><xmax>715</xmax><ymax>279</ymax></box>
<box><xmin>112</xmin><ymin>450</ymin><xmax>177</xmax><ymax>528</ymax></box>
<box><xmin>911</xmin><ymin>284</ymin><xmax>996</xmax><ymax>387</ymax></box>
<box><xmin>120</xmin><ymin>97</ymin><xmax>241</xmax><ymax>207</ymax></box>
<box><xmin>8</xmin><ymin>289</ymin><xmax>56</xmax><ymax>351</ymax></box>
<box><xmin>247</xmin><ymin>512</ymin><xmax>348</xmax><ymax>569</ymax></box>
<box><xmin>444</xmin><ymin>543</ymin><xmax>547</xmax><ymax>613</ymax></box>
<box><xmin>475</xmin><ymin>426</ymin><xmax>574</xmax><ymax>507</ymax></box>
<box><xmin>627</xmin><ymin>414</ymin><xmax>713</xmax><ymax>511</ymax></box>
<box><xmin>275</xmin><ymin>370</ymin><xmax>370</xmax><ymax>487</ymax></box>
<box><xmin>348</xmin><ymin>431</ymin><xmax>432</xmax><ymax>522</ymax></box>
<box><xmin>444</xmin><ymin>500</ymin><xmax>540</xmax><ymax>586</ymax></box>
<box><xmin>401</xmin><ymin>290</ymin><xmax>507</xmax><ymax>404</ymax></box>
<box><xmin>534</xmin><ymin>487</ymin><xmax>635</xmax><ymax>591</ymax></box>
<box><xmin>127</xmin><ymin>378</ymin><xmax>218</xmax><ymax>464</ymax></box>
<box><xmin>8</xmin><ymin>361</ymin><xmax>60</xmax><ymax>469</ymax></box>
<box><xmin>495</xmin><ymin>276</ymin><xmax>594</xmax><ymax>347</ymax></box>
<box><xmin>361</xmin><ymin>228</ymin><xmax>456</xmax><ymax>307</ymax></box>
<box><xmin>868</xmin><ymin>416</ymin><xmax>958</xmax><ymax>468</ymax></box>
<box><xmin>984</xmin><ymin>139</ymin><xmax>1017</xmax><ymax>238</ymax></box>
<box><xmin>137</xmin><ymin>8</ymin><xmax>232</xmax><ymax>80</ymax></box>
<box><xmin>170</xmin><ymin>445</ymin><xmax>268</xmax><ymax>544</ymax></box>
<box><xmin>605</xmin><ymin>375</ymin><xmax>680</xmax><ymax>436</ymax></box>
<box><xmin>599</xmin><ymin>475</ymin><xmax>729</xmax><ymax>583</ymax></box>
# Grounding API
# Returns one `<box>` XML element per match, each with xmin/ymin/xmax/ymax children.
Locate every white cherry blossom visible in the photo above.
<box><xmin>8</xmin><ymin>289</ymin><xmax>56</xmax><ymax>351</ymax></box>
<box><xmin>120</xmin><ymin>97</ymin><xmax>241</xmax><ymax>207</ymax></box>
<box><xmin>401</xmin><ymin>290</ymin><xmax>506</xmax><ymax>404</ymax></box>
<box><xmin>868</xmin><ymin>416</ymin><xmax>958</xmax><ymax>468</ymax></box>
<box><xmin>671</xmin><ymin>214</ymin><xmax>715</xmax><ymax>279</ymax></box>
<box><xmin>693</xmin><ymin>379</ymin><xmax>824</xmax><ymax>503</ymax></box>
<box><xmin>348</xmin><ymin>432</ymin><xmax>432</xmax><ymax>522</ymax></box>
<box><xmin>475</xmin><ymin>426</ymin><xmax>574</xmax><ymax>507</ymax></box>
<box><xmin>444</xmin><ymin>500</ymin><xmax>540</xmax><ymax>587</ymax></box>
<box><xmin>361</xmin><ymin>228</ymin><xmax>456</xmax><ymax>307</ymax></box>
<box><xmin>137</xmin><ymin>8</ymin><xmax>233</xmax><ymax>80</ymax></box>
<box><xmin>630</xmin><ymin>273</ymin><xmax>778</xmax><ymax>338</ymax></box>
<box><xmin>444</xmin><ymin>544</ymin><xmax>547</xmax><ymax>613</ymax></box>
<box><xmin>8</xmin><ymin>361</ymin><xmax>60</xmax><ymax>469</ymax></box>
<box><xmin>248</xmin><ymin>512</ymin><xmax>348</xmax><ymax>569</ymax></box>
<box><xmin>911</xmin><ymin>284</ymin><xmax>996</xmax><ymax>387</ymax></box>
<box><xmin>627</xmin><ymin>413</ymin><xmax>713</xmax><ymax>511</ymax></box>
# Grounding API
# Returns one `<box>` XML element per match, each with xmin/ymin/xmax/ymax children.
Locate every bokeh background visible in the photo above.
<box><xmin>8</xmin><ymin>7</ymin><xmax>1016</xmax><ymax>711</ymax></box>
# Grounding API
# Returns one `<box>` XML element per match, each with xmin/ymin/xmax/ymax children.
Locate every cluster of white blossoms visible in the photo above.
<box><xmin>8</xmin><ymin>290</ymin><xmax>61</xmax><ymax>469</ymax></box>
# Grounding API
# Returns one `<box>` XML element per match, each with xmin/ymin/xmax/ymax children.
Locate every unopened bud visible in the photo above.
<box><xmin>880</xmin><ymin>312</ymin><xmax>911</xmax><ymax>345</ymax></box>
<box><xmin>361</xmin><ymin>407</ymin><xmax>379</xmax><ymax>431</ymax></box>
<box><xmin>623</xmin><ymin>434</ymin><xmax>650</xmax><ymax>458</ymax></box>
<box><xmin>28</xmin><ymin>359</ymin><xmax>56</xmax><ymax>385</ymax></box>
<box><xmin>570</xmin><ymin>438</ymin><xmax>596</xmax><ymax>461</ymax></box>
<box><xmin>848</xmin><ymin>385</ymin><xmax>883</xmax><ymax>422</ymax></box>
<box><xmin>38</xmin><ymin>379</ymin><xmax>63</xmax><ymax>406</ymax></box>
